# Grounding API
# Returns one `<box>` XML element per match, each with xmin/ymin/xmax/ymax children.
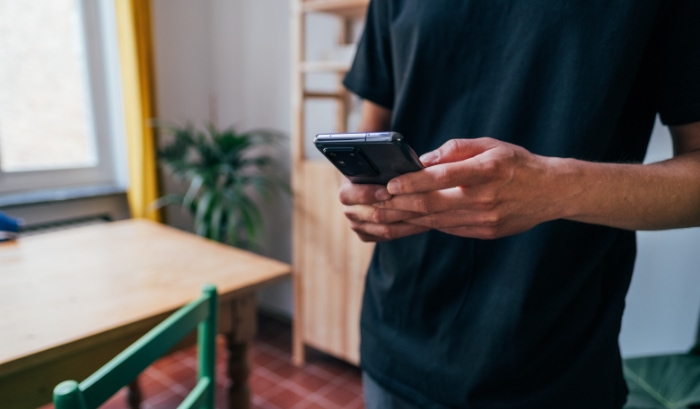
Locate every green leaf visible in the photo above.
<box><xmin>193</xmin><ymin>190</ymin><xmax>215</xmax><ymax>237</ymax></box>
<box><xmin>209</xmin><ymin>199</ymin><xmax>224</xmax><ymax>242</ymax></box>
<box><xmin>237</xmin><ymin>193</ymin><xmax>263</xmax><ymax>248</ymax></box>
<box><xmin>183</xmin><ymin>174</ymin><xmax>204</xmax><ymax>211</ymax></box>
<box><xmin>150</xmin><ymin>194</ymin><xmax>185</xmax><ymax>210</ymax></box>
<box><xmin>623</xmin><ymin>353</ymin><xmax>700</xmax><ymax>409</ymax></box>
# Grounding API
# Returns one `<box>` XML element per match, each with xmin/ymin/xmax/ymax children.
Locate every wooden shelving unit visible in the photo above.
<box><xmin>290</xmin><ymin>0</ymin><xmax>373</xmax><ymax>366</ymax></box>
<box><xmin>301</xmin><ymin>0</ymin><xmax>370</xmax><ymax>17</ymax></box>
<box><xmin>299</xmin><ymin>60</ymin><xmax>352</xmax><ymax>73</ymax></box>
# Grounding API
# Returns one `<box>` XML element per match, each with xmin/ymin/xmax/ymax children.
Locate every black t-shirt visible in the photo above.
<box><xmin>343</xmin><ymin>1</ymin><xmax>700</xmax><ymax>408</ymax></box>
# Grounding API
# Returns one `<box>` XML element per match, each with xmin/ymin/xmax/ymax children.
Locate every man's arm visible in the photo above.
<box><xmin>356</xmin><ymin>99</ymin><xmax>392</xmax><ymax>133</ymax></box>
<box><xmin>374</xmin><ymin>121</ymin><xmax>700</xmax><ymax>239</ymax></box>
<box><xmin>563</xmin><ymin>121</ymin><xmax>700</xmax><ymax>229</ymax></box>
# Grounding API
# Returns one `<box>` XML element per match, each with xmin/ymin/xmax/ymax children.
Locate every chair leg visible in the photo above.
<box><xmin>127</xmin><ymin>379</ymin><xmax>142</xmax><ymax>409</ymax></box>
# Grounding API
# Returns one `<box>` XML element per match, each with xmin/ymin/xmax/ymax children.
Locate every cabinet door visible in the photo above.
<box><xmin>294</xmin><ymin>160</ymin><xmax>373</xmax><ymax>364</ymax></box>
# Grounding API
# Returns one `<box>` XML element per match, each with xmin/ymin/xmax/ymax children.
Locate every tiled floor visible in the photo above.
<box><xmin>42</xmin><ymin>313</ymin><xmax>364</xmax><ymax>409</ymax></box>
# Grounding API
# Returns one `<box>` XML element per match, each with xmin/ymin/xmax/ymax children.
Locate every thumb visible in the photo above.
<box><xmin>420</xmin><ymin>138</ymin><xmax>496</xmax><ymax>166</ymax></box>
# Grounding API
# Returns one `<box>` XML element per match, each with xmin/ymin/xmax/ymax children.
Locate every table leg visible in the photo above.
<box><xmin>227</xmin><ymin>336</ymin><xmax>250</xmax><ymax>409</ymax></box>
<box><xmin>126</xmin><ymin>379</ymin><xmax>142</xmax><ymax>409</ymax></box>
<box><xmin>222</xmin><ymin>293</ymin><xmax>256</xmax><ymax>409</ymax></box>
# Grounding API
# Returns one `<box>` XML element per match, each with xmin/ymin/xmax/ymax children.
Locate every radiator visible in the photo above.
<box><xmin>19</xmin><ymin>215</ymin><xmax>112</xmax><ymax>237</ymax></box>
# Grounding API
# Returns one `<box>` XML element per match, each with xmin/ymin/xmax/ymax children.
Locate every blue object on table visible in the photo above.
<box><xmin>0</xmin><ymin>211</ymin><xmax>22</xmax><ymax>241</ymax></box>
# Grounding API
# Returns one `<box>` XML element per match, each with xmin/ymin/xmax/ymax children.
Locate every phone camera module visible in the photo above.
<box><xmin>323</xmin><ymin>148</ymin><xmax>378</xmax><ymax>178</ymax></box>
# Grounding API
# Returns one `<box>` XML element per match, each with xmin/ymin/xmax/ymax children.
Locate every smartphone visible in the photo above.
<box><xmin>313</xmin><ymin>131</ymin><xmax>424</xmax><ymax>184</ymax></box>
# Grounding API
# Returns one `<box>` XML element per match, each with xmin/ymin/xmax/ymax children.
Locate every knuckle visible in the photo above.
<box><xmin>481</xmin><ymin>211</ymin><xmax>502</xmax><ymax>228</ymax></box>
<box><xmin>473</xmin><ymin>189</ymin><xmax>500</xmax><ymax>211</ymax></box>
<box><xmin>445</xmin><ymin>139</ymin><xmax>462</xmax><ymax>151</ymax></box>
<box><xmin>433</xmin><ymin>166</ymin><xmax>452</xmax><ymax>186</ymax></box>
<box><xmin>369</xmin><ymin>208</ymin><xmax>384</xmax><ymax>224</ymax></box>
<box><xmin>478</xmin><ymin>212</ymin><xmax>505</xmax><ymax>239</ymax></box>
<box><xmin>378</xmin><ymin>199</ymin><xmax>394</xmax><ymax>209</ymax></box>
<box><xmin>415</xmin><ymin>197</ymin><xmax>433</xmax><ymax>213</ymax></box>
<box><xmin>376</xmin><ymin>225</ymin><xmax>395</xmax><ymax>240</ymax></box>
<box><xmin>480</xmin><ymin>159</ymin><xmax>502</xmax><ymax>179</ymax></box>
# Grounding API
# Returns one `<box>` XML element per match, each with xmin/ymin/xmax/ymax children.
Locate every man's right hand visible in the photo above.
<box><xmin>339</xmin><ymin>179</ymin><xmax>428</xmax><ymax>242</ymax></box>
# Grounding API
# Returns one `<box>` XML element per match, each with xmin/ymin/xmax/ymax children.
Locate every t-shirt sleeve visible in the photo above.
<box><xmin>658</xmin><ymin>0</ymin><xmax>700</xmax><ymax>126</ymax></box>
<box><xmin>343</xmin><ymin>0</ymin><xmax>395</xmax><ymax>109</ymax></box>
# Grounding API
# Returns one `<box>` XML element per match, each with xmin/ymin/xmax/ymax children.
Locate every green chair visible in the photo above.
<box><xmin>53</xmin><ymin>284</ymin><xmax>218</xmax><ymax>409</ymax></box>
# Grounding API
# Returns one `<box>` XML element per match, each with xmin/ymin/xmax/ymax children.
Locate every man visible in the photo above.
<box><xmin>338</xmin><ymin>1</ymin><xmax>700</xmax><ymax>408</ymax></box>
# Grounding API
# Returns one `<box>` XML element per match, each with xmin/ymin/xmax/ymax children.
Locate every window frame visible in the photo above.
<box><xmin>0</xmin><ymin>0</ymin><xmax>127</xmax><ymax>196</ymax></box>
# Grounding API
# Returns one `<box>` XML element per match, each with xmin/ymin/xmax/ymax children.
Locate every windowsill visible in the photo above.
<box><xmin>0</xmin><ymin>185</ymin><xmax>127</xmax><ymax>208</ymax></box>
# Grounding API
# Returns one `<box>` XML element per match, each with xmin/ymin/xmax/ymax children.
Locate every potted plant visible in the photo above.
<box><xmin>154</xmin><ymin>122</ymin><xmax>290</xmax><ymax>250</ymax></box>
<box><xmin>622</xmin><ymin>323</ymin><xmax>700</xmax><ymax>409</ymax></box>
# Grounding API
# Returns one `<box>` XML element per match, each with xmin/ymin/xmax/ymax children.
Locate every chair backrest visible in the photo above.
<box><xmin>53</xmin><ymin>284</ymin><xmax>218</xmax><ymax>409</ymax></box>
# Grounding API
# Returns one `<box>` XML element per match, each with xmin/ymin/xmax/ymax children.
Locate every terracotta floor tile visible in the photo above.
<box><xmin>250</xmin><ymin>371</ymin><xmax>282</xmax><ymax>397</ymax></box>
<box><xmin>293</xmin><ymin>402</ymin><xmax>330</xmax><ymax>409</ymax></box>
<box><xmin>99</xmin><ymin>388</ymin><xmax>129</xmax><ymax>409</ymax></box>
<box><xmin>252</xmin><ymin>347</ymin><xmax>285</xmax><ymax>368</ymax></box>
<box><xmin>141</xmin><ymin>389</ymin><xmax>187</xmax><ymax>409</ymax></box>
<box><xmin>321</xmin><ymin>384</ymin><xmax>362</xmax><ymax>407</ymax></box>
<box><xmin>36</xmin><ymin>313</ymin><xmax>364</xmax><ymax>409</ymax></box>
<box><xmin>269</xmin><ymin>360</ymin><xmax>305</xmax><ymax>379</ymax></box>
<box><xmin>264</xmin><ymin>387</ymin><xmax>307</xmax><ymax>408</ymax></box>
<box><xmin>163</xmin><ymin>363</ymin><xmax>198</xmax><ymax>390</ymax></box>
<box><xmin>285</xmin><ymin>371</ymin><xmax>331</xmax><ymax>393</ymax></box>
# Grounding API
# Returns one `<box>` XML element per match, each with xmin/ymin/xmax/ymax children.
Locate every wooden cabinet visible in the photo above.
<box><xmin>290</xmin><ymin>0</ymin><xmax>372</xmax><ymax>366</ymax></box>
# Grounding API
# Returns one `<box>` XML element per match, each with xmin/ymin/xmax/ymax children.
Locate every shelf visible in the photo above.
<box><xmin>300</xmin><ymin>60</ymin><xmax>351</xmax><ymax>73</ymax></box>
<box><xmin>302</xmin><ymin>0</ymin><xmax>370</xmax><ymax>18</ymax></box>
<box><xmin>303</xmin><ymin>91</ymin><xmax>345</xmax><ymax>99</ymax></box>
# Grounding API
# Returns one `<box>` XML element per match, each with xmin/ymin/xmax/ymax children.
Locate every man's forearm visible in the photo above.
<box><xmin>554</xmin><ymin>150</ymin><xmax>700</xmax><ymax>230</ymax></box>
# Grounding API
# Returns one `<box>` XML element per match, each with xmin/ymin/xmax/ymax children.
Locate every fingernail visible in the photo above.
<box><xmin>386</xmin><ymin>181</ymin><xmax>399</xmax><ymax>195</ymax></box>
<box><xmin>375</xmin><ymin>188</ymin><xmax>392</xmax><ymax>201</ymax></box>
<box><xmin>419</xmin><ymin>151</ymin><xmax>437</xmax><ymax>164</ymax></box>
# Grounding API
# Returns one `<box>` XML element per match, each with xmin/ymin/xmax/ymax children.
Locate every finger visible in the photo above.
<box><xmin>349</xmin><ymin>220</ymin><xmax>429</xmax><ymax>242</ymax></box>
<box><xmin>388</xmin><ymin>138</ymin><xmax>501</xmax><ymax>195</ymax></box>
<box><xmin>344</xmin><ymin>205</ymin><xmax>423</xmax><ymax>224</ymax></box>
<box><xmin>387</xmin><ymin>160</ymin><xmax>494</xmax><ymax>195</ymax></box>
<box><xmin>437</xmin><ymin>226</ymin><xmax>503</xmax><ymax>240</ymax></box>
<box><xmin>402</xmin><ymin>205</ymin><xmax>537</xmax><ymax>240</ymax></box>
<box><xmin>419</xmin><ymin>216</ymin><xmax>530</xmax><ymax>240</ymax></box>
<box><xmin>419</xmin><ymin>137</ymin><xmax>498</xmax><ymax>166</ymax></box>
<box><xmin>376</xmin><ymin>187</ymin><xmax>494</xmax><ymax>214</ymax></box>
<box><xmin>353</xmin><ymin>230</ymin><xmax>386</xmax><ymax>243</ymax></box>
<box><xmin>403</xmin><ymin>209</ymin><xmax>497</xmax><ymax>229</ymax></box>
<box><xmin>339</xmin><ymin>179</ymin><xmax>392</xmax><ymax>205</ymax></box>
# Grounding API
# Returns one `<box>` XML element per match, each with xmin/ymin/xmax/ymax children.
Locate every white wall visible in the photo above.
<box><xmin>152</xmin><ymin>0</ymin><xmax>293</xmax><ymax>316</ymax></box>
<box><xmin>619</xmin><ymin>120</ymin><xmax>700</xmax><ymax>357</ymax></box>
<box><xmin>151</xmin><ymin>1</ymin><xmax>700</xmax><ymax>355</ymax></box>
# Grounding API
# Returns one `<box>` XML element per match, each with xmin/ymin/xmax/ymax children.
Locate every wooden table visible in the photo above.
<box><xmin>0</xmin><ymin>219</ymin><xmax>291</xmax><ymax>409</ymax></box>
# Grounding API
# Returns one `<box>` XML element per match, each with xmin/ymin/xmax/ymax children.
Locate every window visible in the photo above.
<box><xmin>0</xmin><ymin>0</ymin><xmax>126</xmax><ymax>196</ymax></box>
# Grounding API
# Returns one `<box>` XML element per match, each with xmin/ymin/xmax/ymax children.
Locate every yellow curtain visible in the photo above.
<box><xmin>115</xmin><ymin>0</ymin><xmax>160</xmax><ymax>221</ymax></box>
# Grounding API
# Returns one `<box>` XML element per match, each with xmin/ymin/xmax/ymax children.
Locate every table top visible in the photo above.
<box><xmin>0</xmin><ymin>219</ymin><xmax>291</xmax><ymax>377</ymax></box>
